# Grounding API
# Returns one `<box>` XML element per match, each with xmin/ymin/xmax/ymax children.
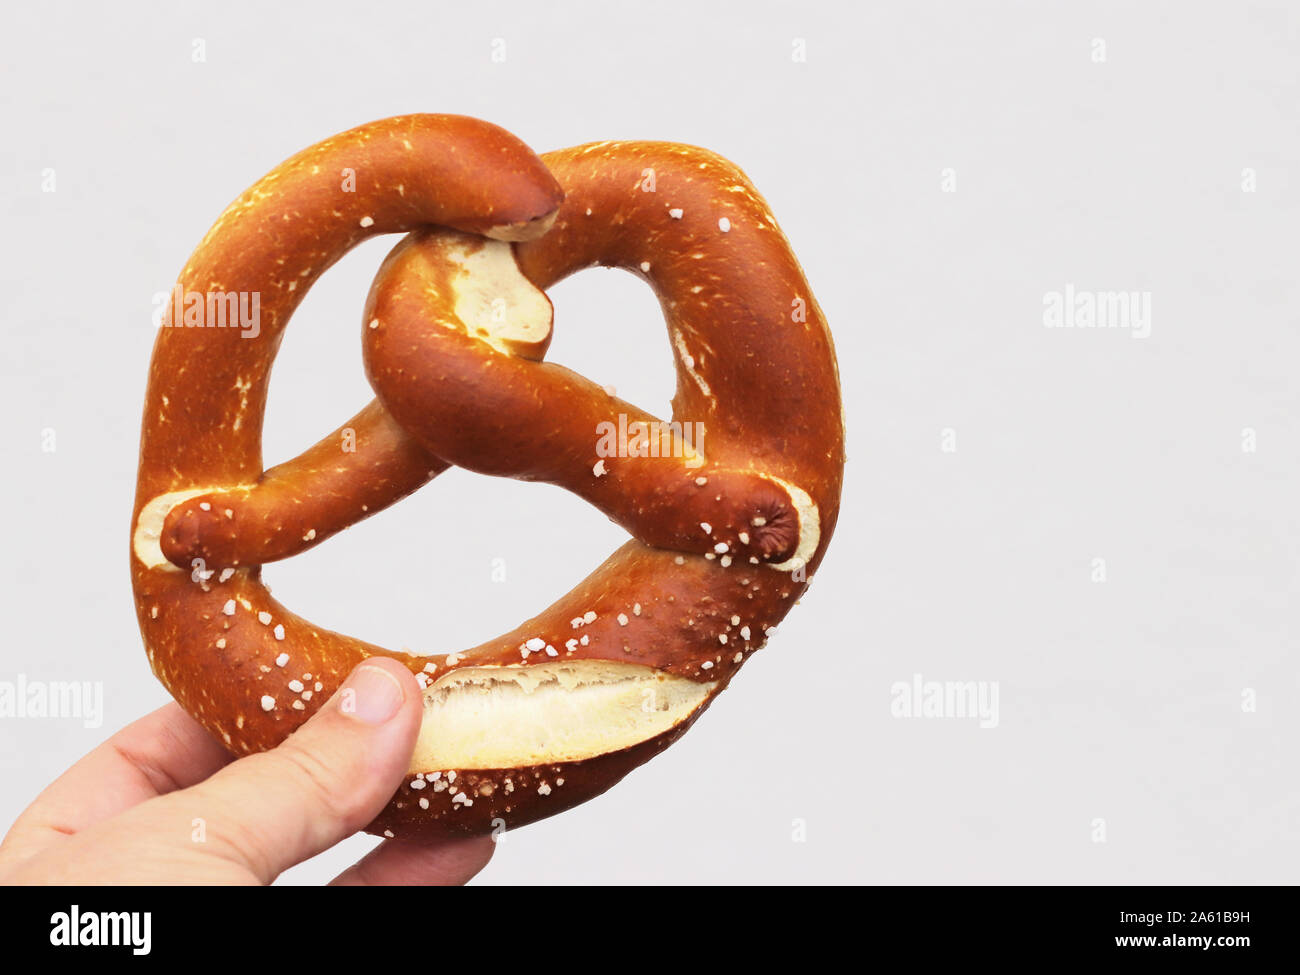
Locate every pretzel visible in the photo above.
<box><xmin>131</xmin><ymin>114</ymin><xmax>844</xmax><ymax>839</ymax></box>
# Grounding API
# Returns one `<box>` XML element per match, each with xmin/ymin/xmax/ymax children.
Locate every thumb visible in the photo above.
<box><xmin>183</xmin><ymin>656</ymin><xmax>423</xmax><ymax>882</ymax></box>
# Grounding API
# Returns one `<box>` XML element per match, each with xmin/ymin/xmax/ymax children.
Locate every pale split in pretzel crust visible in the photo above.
<box><xmin>130</xmin><ymin>115</ymin><xmax>844</xmax><ymax>839</ymax></box>
<box><xmin>411</xmin><ymin>663</ymin><xmax>716</xmax><ymax>770</ymax></box>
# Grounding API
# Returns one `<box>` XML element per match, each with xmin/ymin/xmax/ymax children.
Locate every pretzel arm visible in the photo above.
<box><xmin>363</xmin><ymin>165</ymin><xmax>830</xmax><ymax>573</ymax></box>
<box><xmin>364</xmin><ymin>252</ymin><xmax>805</xmax><ymax>566</ymax></box>
<box><xmin>158</xmin><ymin>400</ymin><xmax>447</xmax><ymax>568</ymax></box>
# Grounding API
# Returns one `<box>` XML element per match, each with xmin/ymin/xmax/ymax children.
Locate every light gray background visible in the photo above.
<box><xmin>2</xmin><ymin>1</ymin><xmax>1296</xmax><ymax>884</ymax></box>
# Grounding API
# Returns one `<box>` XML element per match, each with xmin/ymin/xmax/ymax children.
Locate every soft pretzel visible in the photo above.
<box><xmin>131</xmin><ymin>114</ymin><xmax>844</xmax><ymax>839</ymax></box>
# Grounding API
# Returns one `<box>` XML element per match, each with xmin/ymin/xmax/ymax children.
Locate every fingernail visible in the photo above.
<box><xmin>338</xmin><ymin>664</ymin><xmax>406</xmax><ymax>724</ymax></box>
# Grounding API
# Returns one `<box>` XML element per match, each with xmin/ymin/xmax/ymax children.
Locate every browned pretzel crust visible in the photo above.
<box><xmin>131</xmin><ymin>115</ymin><xmax>844</xmax><ymax>839</ymax></box>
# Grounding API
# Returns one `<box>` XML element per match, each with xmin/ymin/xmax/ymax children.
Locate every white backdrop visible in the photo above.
<box><xmin>1</xmin><ymin>1</ymin><xmax>1296</xmax><ymax>884</ymax></box>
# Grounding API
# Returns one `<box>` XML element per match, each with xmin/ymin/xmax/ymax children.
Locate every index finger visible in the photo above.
<box><xmin>0</xmin><ymin>701</ymin><xmax>234</xmax><ymax>867</ymax></box>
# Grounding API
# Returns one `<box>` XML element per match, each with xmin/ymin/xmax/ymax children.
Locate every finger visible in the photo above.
<box><xmin>172</xmin><ymin>657</ymin><xmax>423</xmax><ymax>883</ymax></box>
<box><xmin>0</xmin><ymin>702</ymin><xmax>233</xmax><ymax>866</ymax></box>
<box><xmin>330</xmin><ymin>835</ymin><xmax>495</xmax><ymax>886</ymax></box>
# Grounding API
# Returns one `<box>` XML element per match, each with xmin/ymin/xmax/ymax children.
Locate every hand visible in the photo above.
<box><xmin>0</xmin><ymin>657</ymin><xmax>492</xmax><ymax>885</ymax></box>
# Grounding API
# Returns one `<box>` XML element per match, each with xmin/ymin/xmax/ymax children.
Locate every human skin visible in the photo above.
<box><xmin>0</xmin><ymin>658</ymin><xmax>492</xmax><ymax>885</ymax></box>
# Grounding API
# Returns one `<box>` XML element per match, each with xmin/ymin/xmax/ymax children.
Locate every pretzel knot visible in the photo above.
<box><xmin>130</xmin><ymin>115</ymin><xmax>845</xmax><ymax>838</ymax></box>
